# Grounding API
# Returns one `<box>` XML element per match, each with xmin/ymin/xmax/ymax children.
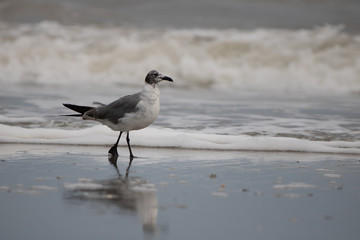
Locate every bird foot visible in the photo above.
<box><xmin>108</xmin><ymin>146</ymin><xmax>119</xmax><ymax>167</ymax></box>
<box><xmin>108</xmin><ymin>145</ymin><xmax>118</xmax><ymax>156</ymax></box>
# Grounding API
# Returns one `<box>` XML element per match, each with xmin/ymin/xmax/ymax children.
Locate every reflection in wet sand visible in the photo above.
<box><xmin>63</xmin><ymin>160</ymin><xmax>159</xmax><ymax>236</ymax></box>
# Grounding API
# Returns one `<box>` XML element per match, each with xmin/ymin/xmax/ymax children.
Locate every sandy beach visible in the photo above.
<box><xmin>1</xmin><ymin>144</ymin><xmax>359</xmax><ymax>240</ymax></box>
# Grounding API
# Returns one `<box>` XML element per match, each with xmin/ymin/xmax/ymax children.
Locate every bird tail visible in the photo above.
<box><xmin>62</xmin><ymin>103</ymin><xmax>94</xmax><ymax>117</ymax></box>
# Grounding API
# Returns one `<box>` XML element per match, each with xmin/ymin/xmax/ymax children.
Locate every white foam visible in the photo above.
<box><xmin>0</xmin><ymin>22</ymin><xmax>359</xmax><ymax>93</ymax></box>
<box><xmin>1</xmin><ymin>124</ymin><xmax>359</xmax><ymax>155</ymax></box>
<box><xmin>315</xmin><ymin>168</ymin><xmax>336</xmax><ymax>173</ymax></box>
<box><xmin>323</xmin><ymin>173</ymin><xmax>342</xmax><ymax>178</ymax></box>
<box><xmin>63</xmin><ymin>182</ymin><xmax>103</xmax><ymax>191</ymax></box>
<box><xmin>273</xmin><ymin>182</ymin><xmax>318</xmax><ymax>190</ymax></box>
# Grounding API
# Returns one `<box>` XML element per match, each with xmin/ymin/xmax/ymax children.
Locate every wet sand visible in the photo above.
<box><xmin>0</xmin><ymin>144</ymin><xmax>359</xmax><ymax>240</ymax></box>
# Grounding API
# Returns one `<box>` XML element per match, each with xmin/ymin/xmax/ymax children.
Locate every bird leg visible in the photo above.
<box><xmin>125</xmin><ymin>157</ymin><xmax>133</xmax><ymax>178</ymax></box>
<box><xmin>126</xmin><ymin>132</ymin><xmax>135</xmax><ymax>159</ymax></box>
<box><xmin>108</xmin><ymin>131</ymin><xmax>122</xmax><ymax>157</ymax></box>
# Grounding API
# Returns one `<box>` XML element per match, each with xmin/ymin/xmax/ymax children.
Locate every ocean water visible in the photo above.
<box><xmin>0</xmin><ymin>0</ymin><xmax>360</xmax><ymax>155</ymax></box>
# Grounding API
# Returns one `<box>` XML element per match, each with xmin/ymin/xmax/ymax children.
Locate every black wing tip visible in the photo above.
<box><xmin>62</xmin><ymin>103</ymin><xmax>94</xmax><ymax>114</ymax></box>
<box><xmin>61</xmin><ymin>104</ymin><xmax>82</xmax><ymax>117</ymax></box>
<box><xmin>63</xmin><ymin>103</ymin><xmax>72</xmax><ymax>109</ymax></box>
<box><xmin>60</xmin><ymin>114</ymin><xmax>82</xmax><ymax>117</ymax></box>
<box><xmin>63</xmin><ymin>103</ymin><xmax>74</xmax><ymax>107</ymax></box>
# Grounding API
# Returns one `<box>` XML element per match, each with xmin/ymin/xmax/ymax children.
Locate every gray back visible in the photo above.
<box><xmin>85</xmin><ymin>92</ymin><xmax>141</xmax><ymax>124</ymax></box>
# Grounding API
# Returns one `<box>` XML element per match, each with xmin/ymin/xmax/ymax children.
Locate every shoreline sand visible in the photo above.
<box><xmin>1</xmin><ymin>144</ymin><xmax>359</xmax><ymax>240</ymax></box>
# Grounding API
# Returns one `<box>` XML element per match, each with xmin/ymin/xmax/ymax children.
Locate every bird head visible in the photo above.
<box><xmin>145</xmin><ymin>70</ymin><xmax>173</xmax><ymax>86</ymax></box>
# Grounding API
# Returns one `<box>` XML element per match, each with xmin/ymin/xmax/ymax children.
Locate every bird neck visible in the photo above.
<box><xmin>142</xmin><ymin>83</ymin><xmax>160</xmax><ymax>98</ymax></box>
<box><xmin>145</xmin><ymin>81</ymin><xmax>158</xmax><ymax>88</ymax></box>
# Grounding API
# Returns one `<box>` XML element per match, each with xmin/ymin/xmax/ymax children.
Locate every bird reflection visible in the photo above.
<box><xmin>63</xmin><ymin>156</ymin><xmax>161</xmax><ymax>237</ymax></box>
<box><xmin>108</xmin><ymin>152</ymin><xmax>133</xmax><ymax>178</ymax></box>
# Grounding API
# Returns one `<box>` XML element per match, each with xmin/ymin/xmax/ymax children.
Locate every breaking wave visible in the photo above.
<box><xmin>1</xmin><ymin>21</ymin><xmax>360</xmax><ymax>93</ymax></box>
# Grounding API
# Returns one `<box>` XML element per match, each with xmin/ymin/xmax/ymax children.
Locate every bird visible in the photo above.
<box><xmin>63</xmin><ymin>70</ymin><xmax>173</xmax><ymax>160</ymax></box>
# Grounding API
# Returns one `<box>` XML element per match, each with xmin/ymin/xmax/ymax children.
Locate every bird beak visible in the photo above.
<box><xmin>161</xmin><ymin>76</ymin><xmax>173</xmax><ymax>82</ymax></box>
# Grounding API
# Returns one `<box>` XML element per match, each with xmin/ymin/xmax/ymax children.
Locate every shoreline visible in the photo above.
<box><xmin>1</xmin><ymin>141</ymin><xmax>360</xmax><ymax>157</ymax></box>
<box><xmin>1</xmin><ymin>143</ymin><xmax>360</xmax><ymax>240</ymax></box>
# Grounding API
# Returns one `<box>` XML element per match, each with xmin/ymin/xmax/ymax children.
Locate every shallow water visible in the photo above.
<box><xmin>1</xmin><ymin>83</ymin><xmax>360</xmax><ymax>154</ymax></box>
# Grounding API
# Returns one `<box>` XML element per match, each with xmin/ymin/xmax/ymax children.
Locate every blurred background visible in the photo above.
<box><xmin>1</xmin><ymin>0</ymin><xmax>360</xmax><ymax>93</ymax></box>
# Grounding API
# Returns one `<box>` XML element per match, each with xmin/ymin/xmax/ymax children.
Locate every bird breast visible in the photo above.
<box><xmin>119</xmin><ymin>85</ymin><xmax>160</xmax><ymax>131</ymax></box>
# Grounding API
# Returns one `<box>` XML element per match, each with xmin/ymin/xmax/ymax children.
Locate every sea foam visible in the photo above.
<box><xmin>1</xmin><ymin>124</ymin><xmax>359</xmax><ymax>155</ymax></box>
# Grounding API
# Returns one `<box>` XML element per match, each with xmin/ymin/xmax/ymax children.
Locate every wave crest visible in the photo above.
<box><xmin>1</xmin><ymin>22</ymin><xmax>359</xmax><ymax>93</ymax></box>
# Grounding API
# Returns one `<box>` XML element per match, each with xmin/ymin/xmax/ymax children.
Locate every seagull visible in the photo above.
<box><xmin>63</xmin><ymin>70</ymin><xmax>173</xmax><ymax>159</ymax></box>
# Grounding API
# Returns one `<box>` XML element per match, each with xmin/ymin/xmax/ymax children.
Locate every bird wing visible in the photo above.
<box><xmin>84</xmin><ymin>92</ymin><xmax>142</xmax><ymax>124</ymax></box>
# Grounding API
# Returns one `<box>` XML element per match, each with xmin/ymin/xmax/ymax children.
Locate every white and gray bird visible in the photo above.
<box><xmin>63</xmin><ymin>70</ymin><xmax>173</xmax><ymax>159</ymax></box>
